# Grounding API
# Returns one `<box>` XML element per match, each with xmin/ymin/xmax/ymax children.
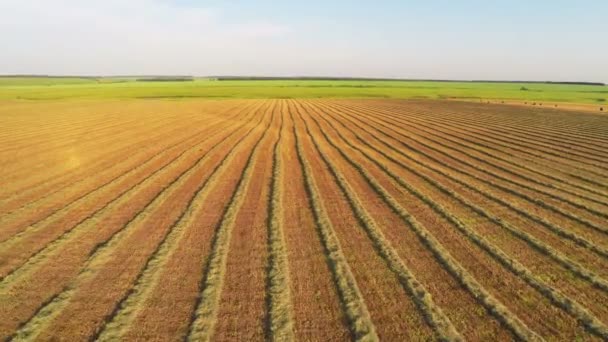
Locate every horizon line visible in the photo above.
<box><xmin>0</xmin><ymin>74</ymin><xmax>605</xmax><ymax>86</ymax></box>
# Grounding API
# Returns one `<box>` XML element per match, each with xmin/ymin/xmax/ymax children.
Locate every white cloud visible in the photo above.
<box><xmin>0</xmin><ymin>0</ymin><xmax>292</xmax><ymax>75</ymax></box>
<box><xmin>0</xmin><ymin>1</ymin><xmax>605</xmax><ymax>82</ymax></box>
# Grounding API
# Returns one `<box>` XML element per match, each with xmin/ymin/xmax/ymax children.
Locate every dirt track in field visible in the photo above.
<box><xmin>1</xmin><ymin>98</ymin><xmax>607</xmax><ymax>341</ymax></box>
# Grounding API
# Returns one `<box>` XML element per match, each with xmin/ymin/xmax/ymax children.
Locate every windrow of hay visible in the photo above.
<box><xmin>294</xmin><ymin>104</ymin><xmax>463</xmax><ymax>341</ymax></box>
<box><xmin>290</xmin><ymin>108</ymin><xmax>378</xmax><ymax>341</ymax></box>
<box><xmin>186</xmin><ymin>108</ymin><xmax>276</xmax><ymax>340</ymax></box>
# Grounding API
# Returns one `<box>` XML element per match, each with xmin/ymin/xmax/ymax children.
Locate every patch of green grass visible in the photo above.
<box><xmin>0</xmin><ymin>77</ymin><xmax>605</xmax><ymax>103</ymax></box>
<box><xmin>0</xmin><ymin>77</ymin><xmax>98</xmax><ymax>86</ymax></box>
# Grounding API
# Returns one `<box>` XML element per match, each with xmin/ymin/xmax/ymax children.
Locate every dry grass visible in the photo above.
<box><xmin>1</xmin><ymin>98</ymin><xmax>607</xmax><ymax>340</ymax></box>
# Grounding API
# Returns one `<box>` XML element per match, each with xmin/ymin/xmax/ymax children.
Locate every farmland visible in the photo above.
<box><xmin>0</xmin><ymin>77</ymin><xmax>606</xmax><ymax>107</ymax></box>
<box><xmin>1</xmin><ymin>97</ymin><xmax>608</xmax><ymax>341</ymax></box>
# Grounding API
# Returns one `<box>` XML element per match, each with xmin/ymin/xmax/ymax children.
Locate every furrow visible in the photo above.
<box><xmin>265</xmin><ymin>108</ymin><xmax>296</xmax><ymax>341</ymax></box>
<box><xmin>332</xmin><ymin>100</ymin><xmax>608</xmax><ymax>206</ymax></box>
<box><xmin>0</xmin><ymin>102</ymin><xmax>266</xmax><ymax>339</ymax></box>
<box><xmin>0</xmin><ymin>102</ymin><xmax>244</xmax><ymax>213</ymax></box>
<box><xmin>289</xmin><ymin>106</ymin><xmax>378</xmax><ymax>341</ymax></box>
<box><xmin>8</xmin><ymin>104</ymin><xmax>269</xmax><ymax>341</ymax></box>
<box><xmin>337</xmin><ymin>100</ymin><xmax>608</xmax><ymax>196</ymax></box>
<box><xmin>309</xmin><ymin>102</ymin><xmax>608</xmax><ymax>339</ymax></box>
<box><xmin>0</xmin><ymin>109</ymin><xmax>187</xmax><ymax>191</ymax></box>
<box><xmin>0</xmin><ymin>104</ymin><xmax>259</xmax><ymax>280</ymax></box>
<box><xmin>380</xmin><ymin>101</ymin><xmax>608</xmax><ymax>163</ymax></box>
<box><xmin>324</xmin><ymin>102</ymin><xmax>608</xmax><ymax>278</ymax></box>
<box><xmin>186</xmin><ymin>105</ymin><xmax>276</xmax><ymax>341</ymax></box>
<box><xmin>295</xmin><ymin>106</ymin><xmax>465</xmax><ymax>341</ymax></box>
<box><xmin>357</xmin><ymin>101</ymin><xmax>608</xmax><ymax>180</ymax></box>
<box><xmin>327</xmin><ymin>102</ymin><xmax>608</xmax><ymax>260</ymax></box>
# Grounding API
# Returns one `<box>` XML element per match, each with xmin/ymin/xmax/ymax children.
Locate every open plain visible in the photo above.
<box><xmin>1</xmin><ymin>97</ymin><xmax>608</xmax><ymax>341</ymax></box>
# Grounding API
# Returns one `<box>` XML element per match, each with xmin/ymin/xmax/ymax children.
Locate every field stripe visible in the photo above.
<box><xmin>0</xmin><ymin>103</ymin><xmax>246</xmax><ymax>239</ymax></box>
<box><xmin>299</xmin><ymin>101</ymin><xmax>545</xmax><ymax>341</ymax></box>
<box><xmin>331</xmin><ymin>102</ymin><xmax>608</xmax><ymax>235</ymax></box>
<box><xmin>0</xmin><ymin>112</ymin><xmax>153</xmax><ymax>164</ymax></box>
<box><xmin>0</xmin><ymin>104</ymin><xmax>261</xmax><ymax>280</ymax></box>
<box><xmin>7</xmin><ymin>103</ymin><xmax>270</xmax><ymax>341</ymax></box>
<box><xmin>92</xmin><ymin>103</ymin><xmax>273</xmax><ymax>341</ymax></box>
<box><xmin>309</xmin><ymin>102</ymin><xmax>608</xmax><ymax>338</ymax></box>
<box><xmin>380</xmin><ymin>101</ymin><xmax>608</xmax><ymax>162</ymax></box>
<box><xmin>357</xmin><ymin>102</ymin><xmax>608</xmax><ymax>206</ymax></box>
<box><xmin>394</xmin><ymin>117</ymin><xmax>608</xmax><ymax>209</ymax></box>
<box><xmin>0</xmin><ymin>116</ymin><xmax>196</xmax><ymax>206</ymax></box>
<box><xmin>289</xmin><ymin>104</ymin><xmax>378</xmax><ymax>341</ymax></box>
<box><xmin>186</xmin><ymin>105</ymin><xmax>276</xmax><ymax>341</ymax></box>
<box><xmin>275</xmin><ymin>104</ymin><xmax>351</xmax><ymax>339</ymax></box>
<box><xmin>353</xmin><ymin>101</ymin><xmax>608</xmax><ymax>180</ymax></box>
<box><xmin>0</xmin><ymin>101</ymin><xmax>236</xmax><ymax>199</ymax></box>
<box><xmin>375</xmin><ymin>103</ymin><xmax>608</xmax><ymax>199</ymax></box>
<box><xmin>0</xmin><ymin>100</ymin><xmax>227</xmax><ymax>164</ymax></box>
<box><xmin>325</xmin><ymin>102</ymin><xmax>608</xmax><ymax>259</ymax></box>
<box><xmin>402</xmin><ymin>101</ymin><xmax>608</xmax><ymax>158</ymax></box>
<box><xmin>0</xmin><ymin>101</ymin><xmax>250</xmax><ymax>218</ymax></box>
<box><xmin>294</xmin><ymin>104</ymin><xmax>465</xmax><ymax>341</ymax></box>
<box><xmin>339</xmin><ymin>100</ymin><xmax>608</xmax><ymax>194</ymax></box>
<box><xmin>265</xmin><ymin>106</ymin><xmax>296</xmax><ymax>341</ymax></box>
<box><xmin>335</xmin><ymin>100</ymin><xmax>608</xmax><ymax>201</ymax></box>
<box><xmin>322</xmin><ymin>102</ymin><xmax>608</xmax><ymax>278</ymax></box>
<box><xmin>101</xmin><ymin>104</ymin><xmax>274</xmax><ymax>341</ymax></box>
<box><xmin>0</xmin><ymin>103</ymin><xmax>242</xmax><ymax>211</ymax></box>
<box><xmin>0</xmin><ymin>101</ymin><xmax>179</xmax><ymax>155</ymax></box>
<box><xmin>0</xmin><ymin>109</ymin><xmax>186</xmax><ymax>186</ymax></box>
<box><xmin>0</xmin><ymin>102</ymin><xmax>267</xmax><ymax>339</ymax></box>
<box><xmin>373</xmin><ymin>99</ymin><xmax>608</xmax><ymax>148</ymax></box>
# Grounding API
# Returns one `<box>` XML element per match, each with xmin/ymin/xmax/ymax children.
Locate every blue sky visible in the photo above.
<box><xmin>1</xmin><ymin>0</ymin><xmax>606</xmax><ymax>82</ymax></box>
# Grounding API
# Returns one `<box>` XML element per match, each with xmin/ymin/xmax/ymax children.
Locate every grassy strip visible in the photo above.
<box><xmin>363</xmin><ymin>102</ymin><xmax>608</xmax><ymax>204</ymax></box>
<box><xmin>0</xmin><ymin>102</ymin><xmax>245</xmax><ymax>215</ymax></box>
<box><xmin>353</xmin><ymin>104</ymin><xmax>608</xmax><ymax>235</ymax></box>
<box><xmin>314</xmin><ymin>103</ymin><xmax>608</xmax><ymax>338</ymax></box>
<box><xmin>0</xmin><ymin>79</ymin><xmax>606</xmax><ymax>104</ymax></box>
<box><xmin>322</xmin><ymin>102</ymin><xmax>608</xmax><ymax>288</ymax></box>
<box><xmin>294</xmin><ymin>104</ymin><xmax>463</xmax><ymax>341</ymax></box>
<box><xmin>338</xmin><ymin>101</ymin><xmax>608</xmax><ymax>206</ymax></box>
<box><xmin>401</xmin><ymin>100</ymin><xmax>608</xmax><ymax>141</ymax></box>
<box><xmin>0</xmin><ymin>120</ymin><xmax>177</xmax><ymax>214</ymax></box>
<box><xmin>380</xmin><ymin>101</ymin><xmax>605</xmax><ymax>168</ymax></box>
<box><xmin>399</xmin><ymin>113</ymin><xmax>608</xmax><ymax>210</ymax></box>
<box><xmin>327</xmin><ymin>102</ymin><xmax>608</xmax><ymax>259</ymax></box>
<box><xmin>340</xmin><ymin>101</ymin><xmax>608</xmax><ymax>195</ymax></box>
<box><xmin>435</xmin><ymin>110</ymin><xmax>608</xmax><ymax>154</ymax></box>
<box><xmin>90</xmin><ymin>105</ymin><xmax>269</xmax><ymax>341</ymax></box>
<box><xmin>265</xmin><ymin>106</ymin><xmax>296</xmax><ymax>341</ymax></box>
<box><xmin>290</xmin><ymin>105</ymin><xmax>378</xmax><ymax>341</ymax></box>
<box><xmin>186</xmin><ymin>107</ymin><xmax>275</xmax><ymax>340</ymax></box>
<box><xmin>381</xmin><ymin>102</ymin><xmax>608</xmax><ymax>163</ymax></box>
<box><xmin>302</xmin><ymin>102</ymin><xmax>541</xmax><ymax>340</ymax></box>
<box><xmin>367</xmin><ymin>102</ymin><xmax>608</xmax><ymax>209</ymax></box>
<box><xmin>0</xmin><ymin>111</ymin><xmax>233</xmax><ymax>250</ymax></box>
<box><xmin>11</xmin><ymin>289</ymin><xmax>75</xmax><ymax>341</ymax></box>
<box><xmin>6</xmin><ymin>104</ymin><xmax>267</xmax><ymax>341</ymax></box>
<box><xmin>0</xmin><ymin>103</ymin><xmax>262</xmax><ymax>283</ymax></box>
<box><xmin>0</xmin><ymin>110</ymin><xmax>183</xmax><ymax>193</ymax></box>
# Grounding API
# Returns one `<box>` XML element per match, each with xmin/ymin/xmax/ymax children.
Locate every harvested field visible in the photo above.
<box><xmin>1</xmin><ymin>98</ymin><xmax>607</xmax><ymax>341</ymax></box>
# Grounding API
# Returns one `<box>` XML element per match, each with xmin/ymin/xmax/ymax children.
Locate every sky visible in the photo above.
<box><xmin>1</xmin><ymin>0</ymin><xmax>607</xmax><ymax>82</ymax></box>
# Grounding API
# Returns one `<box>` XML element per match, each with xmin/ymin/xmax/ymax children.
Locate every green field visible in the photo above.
<box><xmin>0</xmin><ymin>77</ymin><xmax>606</xmax><ymax>104</ymax></box>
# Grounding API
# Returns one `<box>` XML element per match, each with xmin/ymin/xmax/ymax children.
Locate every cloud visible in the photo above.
<box><xmin>229</xmin><ymin>21</ymin><xmax>291</xmax><ymax>38</ymax></box>
<box><xmin>0</xmin><ymin>1</ymin><xmax>606</xmax><ymax>81</ymax></box>
<box><xmin>0</xmin><ymin>0</ymin><xmax>292</xmax><ymax>75</ymax></box>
